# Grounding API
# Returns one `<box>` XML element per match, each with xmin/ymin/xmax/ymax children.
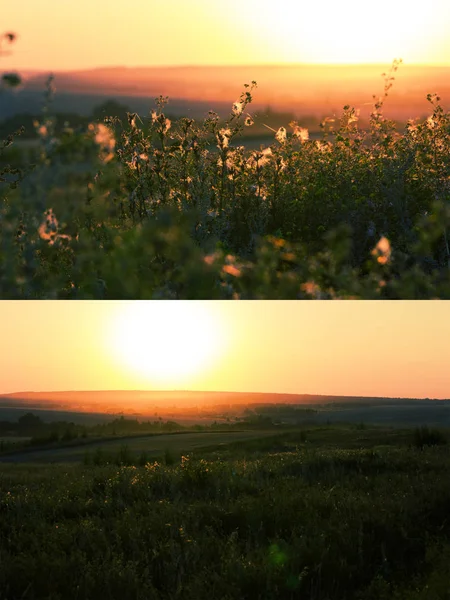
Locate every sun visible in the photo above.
<box><xmin>107</xmin><ymin>303</ymin><xmax>227</xmax><ymax>388</ymax></box>
<box><xmin>238</xmin><ymin>0</ymin><xmax>440</xmax><ymax>65</ymax></box>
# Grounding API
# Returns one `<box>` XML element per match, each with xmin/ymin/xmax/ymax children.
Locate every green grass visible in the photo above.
<box><xmin>1</xmin><ymin>424</ymin><xmax>450</xmax><ymax>599</ymax></box>
<box><xmin>0</xmin><ymin>429</ymin><xmax>282</xmax><ymax>464</ymax></box>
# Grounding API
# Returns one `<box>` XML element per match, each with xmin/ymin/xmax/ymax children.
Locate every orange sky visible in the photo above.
<box><xmin>0</xmin><ymin>301</ymin><xmax>449</xmax><ymax>399</ymax></box>
<box><xmin>2</xmin><ymin>0</ymin><xmax>450</xmax><ymax>71</ymax></box>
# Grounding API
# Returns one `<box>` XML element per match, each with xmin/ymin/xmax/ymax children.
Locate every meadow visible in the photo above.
<box><xmin>1</xmin><ymin>424</ymin><xmax>450</xmax><ymax>599</ymax></box>
<box><xmin>0</xmin><ymin>429</ymin><xmax>281</xmax><ymax>464</ymax></box>
<box><xmin>2</xmin><ymin>61</ymin><xmax>450</xmax><ymax>298</ymax></box>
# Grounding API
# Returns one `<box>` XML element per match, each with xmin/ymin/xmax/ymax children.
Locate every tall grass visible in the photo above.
<box><xmin>412</xmin><ymin>425</ymin><xmax>447</xmax><ymax>449</ymax></box>
<box><xmin>2</xmin><ymin>427</ymin><xmax>450</xmax><ymax>599</ymax></box>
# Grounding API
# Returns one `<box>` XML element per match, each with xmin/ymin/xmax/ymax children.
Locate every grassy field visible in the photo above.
<box><xmin>0</xmin><ymin>429</ymin><xmax>280</xmax><ymax>464</ymax></box>
<box><xmin>2</xmin><ymin>424</ymin><xmax>450</xmax><ymax>599</ymax></box>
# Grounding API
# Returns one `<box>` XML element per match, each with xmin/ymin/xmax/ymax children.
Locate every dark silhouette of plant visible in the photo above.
<box><xmin>412</xmin><ymin>425</ymin><xmax>447</xmax><ymax>449</ymax></box>
<box><xmin>91</xmin><ymin>99</ymin><xmax>131</xmax><ymax>124</ymax></box>
<box><xmin>0</xmin><ymin>31</ymin><xmax>21</xmax><ymax>89</ymax></box>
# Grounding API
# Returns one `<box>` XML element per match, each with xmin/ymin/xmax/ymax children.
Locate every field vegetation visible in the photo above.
<box><xmin>2</xmin><ymin>49</ymin><xmax>450</xmax><ymax>298</ymax></box>
<box><xmin>0</xmin><ymin>411</ymin><xmax>281</xmax><ymax>460</ymax></box>
<box><xmin>2</xmin><ymin>398</ymin><xmax>450</xmax><ymax>457</ymax></box>
<box><xmin>2</xmin><ymin>424</ymin><xmax>450</xmax><ymax>598</ymax></box>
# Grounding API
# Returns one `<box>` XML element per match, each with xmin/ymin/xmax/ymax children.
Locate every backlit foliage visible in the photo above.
<box><xmin>2</xmin><ymin>63</ymin><xmax>450</xmax><ymax>298</ymax></box>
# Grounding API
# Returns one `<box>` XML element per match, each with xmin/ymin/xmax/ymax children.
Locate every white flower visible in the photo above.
<box><xmin>372</xmin><ymin>236</ymin><xmax>391</xmax><ymax>265</ymax></box>
<box><xmin>246</xmin><ymin>147</ymin><xmax>272</xmax><ymax>169</ymax></box>
<box><xmin>232</xmin><ymin>101</ymin><xmax>244</xmax><ymax>117</ymax></box>
<box><xmin>275</xmin><ymin>127</ymin><xmax>287</xmax><ymax>144</ymax></box>
<box><xmin>292</xmin><ymin>126</ymin><xmax>309</xmax><ymax>142</ymax></box>
<box><xmin>217</xmin><ymin>128</ymin><xmax>231</xmax><ymax>149</ymax></box>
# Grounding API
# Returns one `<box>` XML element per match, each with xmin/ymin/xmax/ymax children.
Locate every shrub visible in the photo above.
<box><xmin>3</xmin><ymin>63</ymin><xmax>450</xmax><ymax>298</ymax></box>
<box><xmin>412</xmin><ymin>425</ymin><xmax>447</xmax><ymax>449</ymax></box>
<box><xmin>61</xmin><ymin>428</ymin><xmax>77</xmax><ymax>442</ymax></box>
<box><xmin>138</xmin><ymin>450</ymin><xmax>149</xmax><ymax>466</ymax></box>
<box><xmin>30</xmin><ymin>430</ymin><xmax>59</xmax><ymax>445</ymax></box>
<box><xmin>83</xmin><ymin>449</ymin><xmax>92</xmax><ymax>465</ymax></box>
<box><xmin>163</xmin><ymin>447</ymin><xmax>177</xmax><ymax>466</ymax></box>
<box><xmin>115</xmin><ymin>444</ymin><xmax>133</xmax><ymax>466</ymax></box>
<box><xmin>92</xmin><ymin>447</ymin><xmax>106</xmax><ymax>466</ymax></box>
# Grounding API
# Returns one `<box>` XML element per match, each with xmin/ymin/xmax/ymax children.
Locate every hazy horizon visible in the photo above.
<box><xmin>16</xmin><ymin>62</ymin><xmax>450</xmax><ymax>74</ymax></box>
<box><xmin>1</xmin><ymin>389</ymin><xmax>440</xmax><ymax>401</ymax></box>
<box><xmin>6</xmin><ymin>61</ymin><xmax>449</xmax><ymax>127</ymax></box>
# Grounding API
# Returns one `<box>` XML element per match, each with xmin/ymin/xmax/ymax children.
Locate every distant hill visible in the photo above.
<box><xmin>2</xmin><ymin>64</ymin><xmax>450</xmax><ymax>122</ymax></box>
<box><xmin>0</xmin><ymin>390</ymin><xmax>447</xmax><ymax>415</ymax></box>
<box><xmin>0</xmin><ymin>89</ymin><xmax>232</xmax><ymax>121</ymax></box>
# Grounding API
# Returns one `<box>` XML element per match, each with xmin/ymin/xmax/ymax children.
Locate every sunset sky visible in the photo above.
<box><xmin>2</xmin><ymin>0</ymin><xmax>450</xmax><ymax>71</ymax></box>
<box><xmin>0</xmin><ymin>301</ymin><xmax>449</xmax><ymax>399</ymax></box>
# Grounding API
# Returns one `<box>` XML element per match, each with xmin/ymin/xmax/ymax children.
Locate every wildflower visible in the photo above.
<box><xmin>372</xmin><ymin>236</ymin><xmax>391</xmax><ymax>265</ymax></box>
<box><xmin>244</xmin><ymin>115</ymin><xmax>254</xmax><ymax>127</ymax></box>
<box><xmin>302</xmin><ymin>281</ymin><xmax>321</xmax><ymax>296</ymax></box>
<box><xmin>276</xmin><ymin>157</ymin><xmax>287</xmax><ymax>172</ymax></box>
<box><xmin>223</xmin><ymin>264</ymin><xmax>241</xmax><ymax>277</ymax></box>
<box><xmin>246</xmin><ymin>147</ymin><xmax>272</xmax><ymax>170</ymax></box>
<box><xmin>164</xmin><ymin>118</ymin><xmax>171</xmax><ymax>132</ymax></box>
<box><xmin>315</xmin><ymin>140</ymin><xmax>332</xmax><ymax>153</ymax></box>
<box><xmin>232</xmin><ymin>101</ymin><xmax>244</xmax><ymax>117</ymax></box>
<box><xmin>292</xmin><ymin>125</ymin><xmax>309</xmax><ymax>142</ymax></box>
<box><xmin>204</xmin><ymin>253</ymin><xmax>219</xmax><ymax>265</ymax></box>
<box><xmin>38</xmin><ymin>209</ymin><xmax>58</xmax><ymax>242</ymax></box>
<box><xmin>217</xmin><ymin>128</ymin><xmax>231</xmax><ymax>150</ymax></box>
<box><xmin>34</xmin><ymin>119</ymin><xmax>50</xmax><ymax>137</ymax></box>
<box><xmin>269</xmin><ymin>237</ymin><xmax>286</xmax><ymax>248</ymax></box>
<box><xmin>347</xmin><ymin>109</ymin><xmax>360</xmax><ymax>125</ymax></box>
<box><xmin>92</xmin><ymin>123</ymin><xmax>116</xmax><ymax>163</ymax></box>
<box><xmin>406</xmin><ymin>119</ymin><xmax>418</xmax><ymax>135</ymax></box>
<box><xmin>128</xmin><ymin>113</ymin><xmax>138</xmax><ymax>128</ymax></box>
<box><xmin>38</xmin><ymin>209</ymin><xmax>72</xmax><ymax>246</ymax></box>
<box><xmin>226</xmin><ymin>148</ymin><xmax>240</xmax><ymax>169</ymax></box>
<box><xmin>321</xmin><ymin>116</ymin><xmax>335</xmax><ymax>128</ymax></box>
<box><xmin>256</xmin><ymin>184</ymin><xmax>269</xmax><ymax>200</ymax></box>
<box><xmin>275</xmin><ymin>127</ymin><xmax>287</xmax><ymax>144</ymax></box>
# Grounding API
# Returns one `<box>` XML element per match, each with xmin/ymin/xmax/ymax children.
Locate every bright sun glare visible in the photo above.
<box><xmin>108</xmin><ymin>303</ymin><xmax>226</xmax><ymax>388</ymax></box>
<box><xmin>246</xmin><ymin>0</ymin><xmax>437</xmax><ymax>64</ymax></box>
